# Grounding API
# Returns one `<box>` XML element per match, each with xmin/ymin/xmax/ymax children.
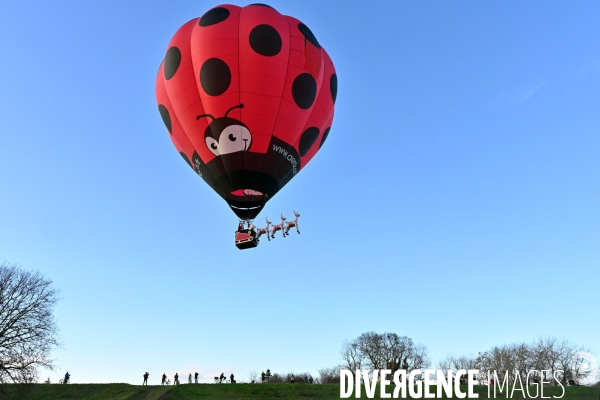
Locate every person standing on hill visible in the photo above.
<box><xmin>188</xmin><ymin>373</ymin><xmax>192</xmax><ymax>383</ymax></box>
<box><xmin>194</xmin><ymin>371</ymin><xmax>199</xmax><ymax>384</ymax></box>
<box><xmin>143</xmin><ymin>372</ymin><xmax>149</xmax><ymax>385</ymax></box>
<box><xmin>162</xmin><ymin>373</ymin><xmax>167</xmax><ymax>385</ymax></box>
<box><xmin>174</xmin><ymin>372</ymin><xmax>180</xmax><ymax>385</ymax></box>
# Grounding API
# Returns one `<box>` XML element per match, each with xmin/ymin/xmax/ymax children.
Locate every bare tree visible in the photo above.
<box><xmin>510</xmin><ymin>342</ymin><xmax>532</xmax><ymax>383</ymax></box>
<box><xmin>438</xmin><ymin>354</ymin><xmax>481</xmax><ymax>384</ymax></box>
<box><xmin>267</xmin><ymin>373</ymin><xmax>284</xmax><ymax>383</ymax></box>
<box><xmin>341</xmin><ymin>332</ymin><xmax>430</xmax><ymax>378</ymax></box>
<box><xmin>438</xmin><ymin>354</ymin><xmax>478</xmax><ymax>373</ymax></box>
<box><xmin>341</xmin><ymin>339</ymin><xmax>364</xmax><ymax>378</ymax></box>
<box><xmin>529</xmin><ymin>336</ymin><xmax>589</xmax><ymax>385</ymax></box>
<box><xmin>247</xmin><ymin>371</ymin><xmax>259</xmax><ymax>383</ymax></box>
<box><xmin>318</xmin><ymin>366</ymin><xmax>340</xmax><ymax>384</ymax></box>
<box><xmin>447</xmin><ymin>337</ymin><xmax>592</xmax><ymax>387</ymax></box>
<box><xmin>0</xmin><ymin>262</ymin><xmax>60</xmax><ymax>383</ymax></box>
<box><xmin>282</xmin><ymin>371</ymin><xmax>312</xmax><ymax>383</ymax></box>
<box><xmin>410</xmin><ymin>343</ymin><xmax>431</xmax><ymax>371</ymax></box>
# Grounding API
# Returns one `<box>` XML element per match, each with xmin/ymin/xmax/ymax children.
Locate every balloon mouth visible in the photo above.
<box><xmin>230</xmin><ymin>205</ymin><xmax>262</xmax><ymax>210</ymax></box>
<box><xmin>231</xmin><ymin>189</ymin><xmax>264</xmax><ymax>197</ymax></box>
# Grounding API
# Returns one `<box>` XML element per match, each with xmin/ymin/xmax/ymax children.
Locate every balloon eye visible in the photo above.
<box><xmin>228</xmin><ymin>133</ymin><xmax>237</xmax><ymax>142</ymax></box>
<box><xmin>211</xmin><ymin>143</ymin><xmax>217</xmax><ymax>150</ymax></box>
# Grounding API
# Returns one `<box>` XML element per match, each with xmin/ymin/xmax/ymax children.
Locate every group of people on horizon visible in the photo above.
<box><xmin>142</xmin><ymin>371</ymin><xmax>237</xmax><ymax>385</ymax></box>
<box><xmin>215</xmin><ymin>372</ymin><xmax>235</xmax><ymax>383</ymax></box>
<box><xmin>143</xmin><ymin>371</ymin><xmax>201</xmax><ymax>385</ymax></box>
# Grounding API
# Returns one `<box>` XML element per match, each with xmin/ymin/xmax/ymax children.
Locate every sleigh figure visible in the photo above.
<box><xmin>235</xmin><ymin>220</ymin><xmax>258</xmax><ymax>249</ymax></box>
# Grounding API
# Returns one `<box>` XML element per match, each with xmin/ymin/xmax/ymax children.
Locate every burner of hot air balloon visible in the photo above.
<box><xmin>155</xmin><ymin>4</ymin><xmax>337</xmax><ymax>249</ymax></box>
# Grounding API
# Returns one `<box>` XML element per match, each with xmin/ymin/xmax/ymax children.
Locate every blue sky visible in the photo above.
<box><xmin>1</xmin><ymin>0</ymin><xmax>599</xmax><ymax>385</ymax></box>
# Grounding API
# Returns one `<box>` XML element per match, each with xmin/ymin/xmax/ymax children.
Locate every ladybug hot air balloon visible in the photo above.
<box><xmin>156</xmin><ymin>4</ymin><xmax>337</xmax><ymax>248</ymax></box>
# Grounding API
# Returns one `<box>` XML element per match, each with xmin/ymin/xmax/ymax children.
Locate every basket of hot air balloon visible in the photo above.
<box><xmin>155</xmin><ymin>4</ymin><xmax>337</xmax><ymax>249</ymax></box>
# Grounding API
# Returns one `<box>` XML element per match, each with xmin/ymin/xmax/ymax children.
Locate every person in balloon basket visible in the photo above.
<box><xmin>143</xmin><ymin>371</ymin><xmax>149</xmax><ymax>385</ymax></box>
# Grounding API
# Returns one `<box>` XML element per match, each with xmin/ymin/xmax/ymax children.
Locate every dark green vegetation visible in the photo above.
<box><xmin>1</xmin><ymin>383</ymin><xmax>598</xmax><ymax>400</ymax></box>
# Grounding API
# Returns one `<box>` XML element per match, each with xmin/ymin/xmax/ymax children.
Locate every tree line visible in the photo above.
<box><xmin>331</xmin><ymin>331</ymin><xmax>597</xmax><ymax>386</ymax></box>
<box><xmin>1</xmin><ymin>262</ymin><xmax>597</xmax><ymax>387</ymax></box>
<box><xmin>438</xmin><ymin>337</ymin><xmax>594</xmax><ymax>386</ymax></box>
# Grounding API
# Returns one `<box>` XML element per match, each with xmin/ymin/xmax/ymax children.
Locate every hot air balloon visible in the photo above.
<box><xmin>155</xmin><ymin>4</ymin><xmax>337</xmax><ymax>248</ymax></box>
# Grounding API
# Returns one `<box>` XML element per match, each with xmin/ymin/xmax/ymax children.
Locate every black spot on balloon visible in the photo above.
<box><xmin>199</xmin><ymin>7</ymin><xmax>230</xmax><ymax>27</ymax></box>
<box><xmin>200</xmin><ymin>58</ymin><xmax>231</xmax><ymax>96</ymax></box>
<box><xmin>298</xmin><ymin>23</ymin><xmax>321</xmax><ymax>49</ymax></box>
<box><xmin>319</xmin><ymin>127</ymin><xmax>330</xmax><ymax>149</ymax></box>
<box><xmin>292</xmin><ymin>73</ymin><xmax>317</xmax><ymax>109</ymax></box>
<box><xmin>299</xmin><ymin>127</ymin><xmax>319</xmax><ymax>157</ymax></box>
<box><xmin>249</xmin><ymin>24</ymin><xmax>282</xmax><ymax>56</ymax></box>
<box><xmin>330</xmin><ymin>73</ymin><xmax>337</xmax><ymax>104</ymax></box>
<box><xmin>250</xmin><ymin>3</ymin><xmax>274</xmax><ymax>8</ymax></box>
<box><xmin>164</xmin><ymin>47</ymin><xmax>181</xmax><ymax>80</ymax></box>
<box><xmin>180</xmin><ymin>152</ymin><xmax>192</xmax><ymax>168</ymax></box>
<box><xmin>158</xmin><ymin>105</ymin><xmax>172</xmax><ymax>134</ymax></box>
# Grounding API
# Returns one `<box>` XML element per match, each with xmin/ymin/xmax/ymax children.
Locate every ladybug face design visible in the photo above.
<box><xmin>205</xmin><ymin>121</ymin><xmax>252</xmax><ymax>156</ymax></box>
<box><xmin>156</xmin><ymin>4</ymin><xmax>337</xmax><ymax>220</ymax></box>
<box><xmin>204</xmin><ymin>118</ymin><xmax>252</xmax><ymax>156</ymax></box>
<box><xmin>198</xmin><ymin>104</ymin><xmax>252</xmax><ymax>157</ymax></box>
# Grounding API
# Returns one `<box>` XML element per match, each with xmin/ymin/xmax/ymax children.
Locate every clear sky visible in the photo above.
<box><xmin>1</xmin><ymin>0</ymin><xmax>599</xmax><ymax>385</ymax></box>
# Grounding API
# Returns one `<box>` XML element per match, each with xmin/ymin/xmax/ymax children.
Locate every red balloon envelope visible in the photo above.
<box><xmin>155</xmin><ymin>3</ymin><xmax>337</xmax><ymax>220</ymax></box>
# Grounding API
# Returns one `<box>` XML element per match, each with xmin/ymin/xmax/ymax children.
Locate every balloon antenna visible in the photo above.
<box><xmin>225</xmin><ymin>103</ymin><xmax>244</xmax><ymax>117</ymax></box>
<box><xmin>196</xmin><ymin>113</ymin><xmax>215</xmax><ymax>121</ymax></box>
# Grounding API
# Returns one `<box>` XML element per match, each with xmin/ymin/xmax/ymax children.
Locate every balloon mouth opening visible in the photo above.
<box><xmin>230</xmin><ymin>205</ymin><xmax>262</xmax><ymax>210</ymax></box>
<box><xmin>231</xmin><ymin>189</ymin><xmax>264</xmax><ymax>197</ymax></box>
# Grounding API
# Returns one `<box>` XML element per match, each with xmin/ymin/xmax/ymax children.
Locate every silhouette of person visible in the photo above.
<box><xmin>220</xmin><ymin>372</ymin><xmax>225</xmax><ymax>383</ymax></box>
<box><xmin>188</xmin><ymin>373</ymin><xmax>192</xmax><ymax>384</ymax></box>
<box><xmin>230</xmin><ymin>373</ymin><xmax>235</xmax><ymax>383</ymax></box>
<box><xmin>162</xmin><ymin>373</ymin><xmax>167</xmax><ymax>385</ymax></box>
<box><xmin>309</xmin><ymin>376</ymin><xmax>313</xmax><ymax>384</ymax></box>
<box><xmin>195</xmin><ymin>372</ymin><xmax>199</xmax><ymax>384</ymax></box>
<box><xmin>64</xmin><ymin>372</ymin><xmax>70</xmax><ymax>384</ymax></box>
<box><xmin>143</xmin><ymin>372</ymin><xmax>149</xmax><ymax>385</ymax></box>
<box><xmin>174</xmin><ymin>373</ymin><xmax>179</xmax><ymax>385</ymax></box>
<box><xmin>290</xmin><ymin>374</ymin><xmax>294</xmax><ymax>384</ymax></box>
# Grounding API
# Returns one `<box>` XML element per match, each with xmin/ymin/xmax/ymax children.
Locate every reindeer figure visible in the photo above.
<box><xmin>284</xmin><ymin>210</ymin><xmax>300</xmax><ymax>236</ymax></box>
<box><xmin>256</xmin><ymin>217</ymin><xmax>271</xmax><ymax>241</ymax></box>
<box><xmin>270</xmin><ymin>213</ymin><xmax>286</xmax><ymax>239</ymax></box>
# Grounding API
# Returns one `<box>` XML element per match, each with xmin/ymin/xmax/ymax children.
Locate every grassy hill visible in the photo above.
<box><xmin>2</xmin><ymin>383</ymin><xmax>598</xmax><ymax>399</ymax></box>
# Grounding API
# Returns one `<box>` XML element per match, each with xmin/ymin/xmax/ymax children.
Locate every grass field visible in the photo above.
<box><xmin>1</xmin><ymin>383</ymin><xmax>598</xmax><ymax>399</ymax></box>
